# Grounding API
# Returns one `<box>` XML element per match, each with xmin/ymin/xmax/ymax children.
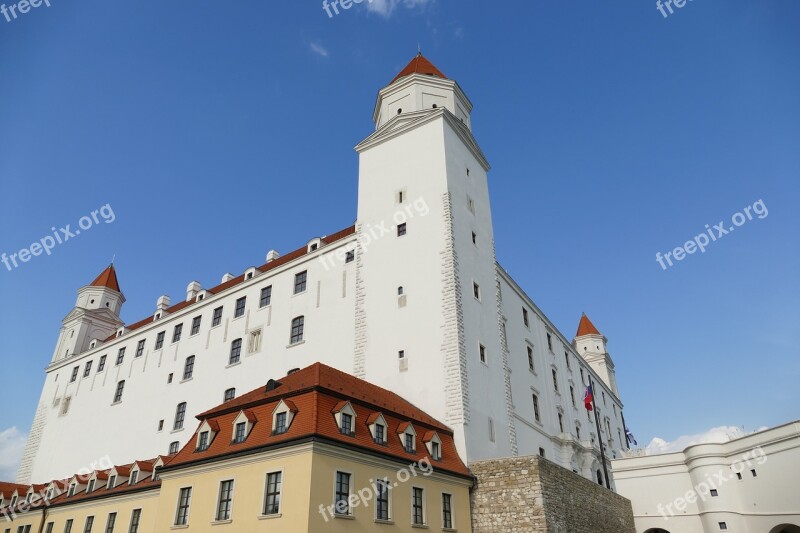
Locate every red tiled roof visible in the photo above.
<box><xmin>90</xmin><ymin>264</ymin><xmax>121</xmax><ymax>293</ymax></box>
<box><xmin>0</xmin><ymin>482</ymin><xmax>28</xmax><ymax>495</ymax></box>
<box><xmin>102</xmin><ymin>226</ymin><xmax>355</xmax><ymax>343</ymax></box>
<box><xmin>576</xmin><ymin>313</ymin><xmax>601</xmax><ymax>337</ymax></box>
<box><xmin>392</xmin><ymin>53</ymin><xmax>447</xmax><ymax>84</ymax></box>
<box><xmin>169</xmin><ymin>363</ymin><xmax>470</xmax><ymax>477</ymax></box>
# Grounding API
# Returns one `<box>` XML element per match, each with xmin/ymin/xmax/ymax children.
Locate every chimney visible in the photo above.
<box><xmin>186</xmin><ymin>281</ymin><xmax>202</xmax><ymax>302</ymax></box>
<box><xmin>221</xmin><ymin>273</ymin><xmax>235</xmax><ymax>283</ymax></box>
<box><xmin>156</xmin><ymin>295</ymin><xmax>171</xmax><ymax>312</ymax></box>
<box><xmin>266</xmin><ymin>250</ymin><xmax>280</xmax><ymax>262</ymax></box>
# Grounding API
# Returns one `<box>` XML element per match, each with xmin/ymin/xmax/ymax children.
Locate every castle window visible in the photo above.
<box><xmin>397</xmin><ymin>223</ymin><xmax>407</xmax><ymax>237</ymax></box>
<box><xmin>116</xmin><ymin>348</ymin><xmax>125</xmax><ymax>366</ymax></box>
<box><xmin>472</xmin><ymin>231</ymin><xmax>477</xmax><ymax>245</ymax></box>
<box><xmin>224</xmin><ymin>388</ymin><xmax>235</xmax><ymax>402</ymax></box>
<box><xmin>168</xmin><ymin>441</ymin><xmax>179</xmax><ymax>455</ymax></box>
<box><xmin>70</xmin><ymin>367</ymin><xmax>79</xmax><ymax>382</ymax></box>
<box><xmin>172</xmin><ymin>324</ymin><xmax>183</xmax><ymax>343</ymax></box>
<box><xmin>135</xmin><ymin>339</ymin><xmax>145</xmax><ymax>357</ymax></box>
<box><xmin>751</xmin><ymin>469</ymin><xmax>757</xmax><ymax>477</ymax></box>
<box><xmin>576</xmin><ymin>424</ymin><xmax>581</xmax><ymax>439</ymax></box>
<box><xmin>113</xmin><ymin>381</ymin><xmax>125</xmax><ymax>403</ymax></box>
<box><xmin>527</xmin><ymin>346</ymin><xmax>535</xmax><ymax>372</ymax></box>
<box><xmin>345</xmin><ymin>250</ymin><xmax>355</xmax><ymax>263</ymax></box>
<box><xmin>190</xmin><ymin>316</ymin><xmax>201</xmax><ymax>336</ymax></box>
<box><xmin>398</xmin><ymin>350</ymin><xmax>405</xmax><ymax>359</ymax></box>
<box><xmin>259</xmin><ymin>286</ymin><xmax>272</xmax><ymax>308</ymax></box>
<box><xmin>335</xmin><ymin>472</ymin><xmax>352</xmax><ymax>515</ymax></box>
<box><xmin>264</xmin><ymin>472</ymin><xmax>282</xmax><ymax>516</ymax></box>
<box><xmin>710</xmin><ymin>489</ymin><xmax>718</xmax><ymax>497</ymax></box>
<box><xmin>234</xmin><ymin>297</ymin><xmax>246</xmax><ymax>318</ymax></box>
<box><xmin>473</xmin><ymin>282</ymin><xmax>481</xmax><ymax>300</ymax></box>
<box><xmin>155</xmin><ymin>331</ymin><xmax>165</xmax><ymax>350</ymax></box>
<box><xmin>83</xmin><ymin>361</ymin><xmax>92</xmax><ymax>378</ymax></box>
<box><xmin>719</xmin><ymin>523</ymin><xmax>728</xmax><ymax>530</ymax></box>
<box><xmin>397</xmin><ymin>108</ymin><xmax>402</xmax><ymax>115</ymax></box>
<box><xmin>467</xmin><ymin>195</ymin><xmax>475</xmax><ymax>213</ymax></box>
<box><xmin>294</xmin><ymin>271</ymin><xmax>307</xmax><ymax>294</ymax></box>
<box><xmin>552</xmin><ymin>369</ymin><xmax>559</xmax><ymax>392</ymax></box>
<box><xmin>167</xmin><ymin>373</ymin><xmax>173</xmax><ymax>384</ymax></box>
<box><xmin>158</xmin><ymin>420</ymin><xmax>164</xmax><ymax>431</ymax></box>
<box><xmin>229</xmin><ymin>339</ymin><xmax>242</xmax><ymax>365</ymax></box>
<box><xmin>547</xmin><ymin>333</ymin><xmax>553</xmax><ymax>352</ymax></box>
<box><xmin>479</xmin><ymin>344</ymin><xmax>486</xmax><ymax>363</ymax></box>
<box><xmin>174</xmin><ymin>402</ymin><xmax>187</xmax><ymax>430</ymax></box>
<box><xmin>570</xmin><ymin>386</ymin><xmax>576</xmax><ymax>407</ymax></box>
<box><xmin>442</xmin><ymin>493</ymin><xmax>453</xmax><ymax>528</ymax></box>
<box><xmin>398</xmin><ymin>286</ymin><xmax>404</xmax><ymax>295</ymax></box>
<box><xmin>183</xmin><ymin>356</ymin><xmax>195</xmax><ymax>381</ymax></box>
<box><xmin>558</xmin><ymin>413</ymin><xmax>564</xmax><ymax>433</ymax></box>
<box><xmin>290</xmin><ymin>316</ymin><xmax>304</xmax><ymax>344</ymax></box>
<box><xmin>212</xmin><ymin>307</ymin><xmax>223</xmax><ymax>327</ymax></box>
<box><xmin>565</xmin><ymin>351</ymin><xmax>571</xmax><ymax>369</ymax></box>
<box><xmin>532</xmin><ymin>394</ymin><xmax>541</xmax><ymax>422</ymax></box>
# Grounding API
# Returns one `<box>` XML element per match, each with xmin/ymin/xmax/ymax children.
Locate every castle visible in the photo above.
<box><xmin>17</xmin><ymin>54</ymin><xmax>629</xmax><ymax>488</ymax></box>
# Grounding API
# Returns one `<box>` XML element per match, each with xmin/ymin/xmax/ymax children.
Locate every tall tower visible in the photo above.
<box><xmin>573</xmin><ymin>314</ymin><xmax>619</xmax><ymax>396</ymax></box>
<box><xmin>51</xmin><ymin>265</ymin><xmax>125</xmax><ymax>362</ymax></box>
<box><xmin>354</xmin><ymin>54</ymin><xmax>511</xmax><ymax>461</ymax></box>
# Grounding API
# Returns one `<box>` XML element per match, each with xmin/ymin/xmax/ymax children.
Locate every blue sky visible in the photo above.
<box><xmin>1</xmin><ymin>0</ymin><xmax>798</xmax><ymax>479</ymax></box>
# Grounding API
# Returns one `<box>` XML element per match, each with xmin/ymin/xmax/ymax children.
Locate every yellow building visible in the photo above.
<box><xmin>1</xmin><ymin>363</ymin><xmax>473</xmax><ymax>533</ymax></box>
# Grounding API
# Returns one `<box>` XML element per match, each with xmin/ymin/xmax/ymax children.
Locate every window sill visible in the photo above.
<box><xmin>110</xmin><ymin>401</ymin><xmax>121</xmax><ymax>406</ymax></box>
<box><xmin>334</xmin><ymin>514</ymin><xmax>355</xmax><ymax>520</ymax></box>
<box><xmin>374</xmin><ymin>519</ymin><xmax>394</xmax><ymax>525</ymax></box>
<box><xmin>292</xmin><ymin>290</ymin><xmax>306</xmax><ymax>298</ymax></box>
<box><xmin>528</xmin><ymin>368</ymin><xmax>537</xmax><ymax>376</ymax></box>
<box><xmin>232</xmin><ymin>314</ymin><xmax>245</xmax><ymax>321</ymax></box>
<box><xmin>210</xmin><ymin>519</ymin><xmax>232</xmax><ymax>525</ymax></box>
<box><xmin>443</xmin><ymin>528</ymin><xmax>457</xmax><ymax>532</ymax></box>
<box><xmin>286</xmin><ymin>340</ymin><xmax>305</xmax><ymax>349</ymax></box>
<box><xmin>189</xmin><ymin>333</ymin><xmax>200</xmax><ymax>338</ymax></box>
<box><xmin>171</xmin><ymin>428</ymin><xmax>185</xmax><ymax>434</ymax></box>
<box><xmin>258</xmin><ymin>304</ymin><xmax>271</xmax><ymax>311</ymax></box>
<box><xmin>180</xmin><ymin>377</ymin><xmax>193</xmax><ymax>384</ymax></box>
<box><xmin>226</xmin><ymin>362</ymin><xmax>241</xmax><ymax>369</ymax></box>
<box><xmin>258</xmin><ymin>514</ymin><xmax>281</xmax><ymax>520</ymax></box>
<box><xmin>411</xmin><ymin>524</ymin><xmax>429</xmax><ymax>529</ymax></box>
<box><xmin>170</xmin><ymin>526</ymin><xmax>189</xmax><ymax>530</ymax></box>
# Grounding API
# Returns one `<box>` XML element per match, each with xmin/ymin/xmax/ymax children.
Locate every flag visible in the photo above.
<box><xmin>583</xmin><ymin>385</ymin><xmax>593</xmax><ymax>411</ymax></box>
<box><xmin>626</xmin><ymin>429</ymin><xmax>637</xmax><ymax>446</ymax></box>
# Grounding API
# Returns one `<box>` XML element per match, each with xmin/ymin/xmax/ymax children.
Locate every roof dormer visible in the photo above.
<box><xmin>422</xmin><ymin>431</ymin><xmax>443</xmax><ymax>461</ymax></box>
<box><xmin>232</xmin><ymin>410</ymin><xmax>257</xmax><ymax>443</ymax></box>
<box><xmin>244</xmin><ymin>267</ymin><xmax>260</xmax><ymax>281</ymax></box>
<box><xmin>398</xmin><ymin>422</ymin><xmax>417</xmax><ymax>454</ymax></box>
<box><xmin>332</xmin><ymin>401</ymin><xmax>356</xmax><ymax>437</ymax></box>
<box><xmin>366</xmin><ymin>413</ymin><xmax>388</xmax><ymax>445</ymax></box>
<box><xmin>307</xmin><ymin>238</ymin><xmax>324</xmax><ymax>253</ymax></box>
<box><xmin>196</xmin><ymin>420</ymin><xmax>220</xmax><ymax>451</ymax></box>
<box><xmin>271</xmin><ymin>400</ymin><xmax>297</xmax><ymax>436</ymax></box>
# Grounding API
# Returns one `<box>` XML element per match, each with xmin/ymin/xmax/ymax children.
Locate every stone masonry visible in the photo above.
<box><xmin>470</xmin><ymin>455</ymin><xmax>636</xmax><ymax>533</ymax></box>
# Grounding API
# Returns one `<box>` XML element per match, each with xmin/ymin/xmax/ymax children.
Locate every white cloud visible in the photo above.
<box><xmin>645</xmin><ymin>425</ymin><xmax>769</xmax><ymax>455</ymax></box>
<box><xmin>366</xmin><ymin>0</ymin><xmax>435</xmax><ymax>17</ymax></box>
<box><xmin>0</xmin><ymin>427</ymin><xmax>27</xmax><ymax>481</ymax></box>
<box><xmin>309</xmin><ymin>42</ymin><xmax>330</xmax><ymax>58</ymax></box>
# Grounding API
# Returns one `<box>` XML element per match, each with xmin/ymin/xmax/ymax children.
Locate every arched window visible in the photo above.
<box><xmin>229</xmin><ymin>339</ymin><xmax>242</xmax><ymax>365</ymax></box>
<box><xmin>290</xmin><ymin>316</ymin><xmax>305</xmax><ymax>345</ymax></box>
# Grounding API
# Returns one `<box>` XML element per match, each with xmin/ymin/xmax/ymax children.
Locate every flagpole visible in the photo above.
<box><xmin>621</xmin><ymin>410</ymin><xmax>630</xmax><ymax>451</ymax></box>
<box><xmin>590</xmin><ymin>379</ymin><xmax>611</xmax><ymax>489</ymax></box>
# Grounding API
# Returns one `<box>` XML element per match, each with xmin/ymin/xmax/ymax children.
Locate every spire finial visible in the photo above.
<box><xmin>417</xmin><ymin>43</ymin><xmax>421</xmax><ymax>55</ymax></box>
<box><xmin>111</xmin><ymin>254</ymin><xmax>115</xmax><ymax>266</ymax></box>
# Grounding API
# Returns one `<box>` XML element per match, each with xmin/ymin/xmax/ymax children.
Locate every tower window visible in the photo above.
<box><xmin>116</xmin><ymin>347</ymin><xmax>125</xmax><ymax>366</ymax></box>
<box><xmin>260</xmin><ymin>286</ymin><xmax>272</xmax><ymax>307</ymax></box>
<box><xmin>719</xmin><ymin>523</ymin><xmax>728</xmax><ymax>531</ymax></box>
<box><xmin>479</xmin><ymin>344</ymin><xmax>486</xmax><ymax>363</ymax></box>
<box><xmin>527</xmin><ymin>346</ymin><xmax>535</xmax><ymax>372</ymax></box>
<box><xmin>710</xmin><ymin>489</ymin><xmax>718</xmax><ymax>497</ymax></box>
<box><xmin>224</xmin><ymin>388</ymin><xmax>235</xmax><ymax>402</ymax></box>
<box><xmin>190</xmin><ymin>316</ymin><xmax>202</xmax><ymax>336</ymax></box>
<box><xmin>113</xmin><ymin>381</ymin><xmax>125</xmax><ymax>403</ymax></box>
<box><xmin>558</xmin><ymin>413</ymin><xmax>564</xmax><ymax>433</ymax></box>
<box><xmin>397</xmin><ymin>223</ymin><xmax>407</xmax><ymax>237</ymax></box>
<box><xmin>234</xmin><ymin>296</ymin><xmax>246</xmax><ymax>318</ymax></box>
<box><xmin>97</xmin><ymin>355</ymin><xmax>106</xmax><ymax>372</ymax></box>
<box><xmin>136</xmin><ymin>339</ymin><xmax>145</xmax><ymax>357</ymax></box>
<box><xmin>345</xmin><ymin>250</ymin><xmax>355</xmax><ymax>263</ymax></box>
<box><xmin>172</xmin><ymin>324</ymin><xmax>183</xmax><ymax>343</ymax></box>
<box><xmin>155</xmin><ymin>331</ymin><xmax>165</xmax><ymax>349</ymax></box>
<box><xmin>294</xmin><ymin>271</ymin><xmax>307</xmax><ymax>294</ymax></box>
<box><xmin>532</xmin><ymin>394</ymin><xmax>541</xmax><ymax>422</ymax></box>
<box><xmin>83</xmin><ymin>361</ymin><xmax>92</xmax><ymax>378</ymax></box>
<box><xmin>523</xmin><ymin>308</ymin><xmax>529</xmax><ymax>327</ymax></box>
<box><xmin>473</xmin><ymin>282</ymin><xmax>481</xmax><ymax>300</ymax></box>
<box><xmin>472</xmin><ymin>231</ymin><xmax>477</xmax><ymax>245</ymax></box>
<box><xmin>398</xmin><ymin>350</ymin><xmax>405</xmax><ymax>359</ymax></box>
<box><xmin>182</xmin><ymin>356</ymin><xmax>195</xmax><ymax>380</ymax></box>
<box><xmin>212</xmin><ymin>307</ymin><xmax>223</xmax><ymax>327</ymax></box>
<box><xmin>547</xmin><ymin>333</ymin><xmax>553</xmax><ymax>352</ymax></box>
<box><xmin>552</xmin><ymin>369</ymin><xmax>559</xmax><ymax>392</ymax></box>
<box><xmin>397</xmin><ymin>108</ymin><xmax>402</xmax><ymax>115</ymax></box>
<box><xmin>290</xmin><ymin>316</ymin><xmax>305</xmax><ymax>344</ymax></box>
<box><xmin>169</xmin><ymin>441</ymin><xmax>180</xmax><ymax>455</ymax></box>
<box><xmin>398</xmin><ymin>286</ymin><xmax>404</xmax><ymax>295</ymax></box>
<box><xmin>229</xmin><ymin>339</ymin><xmax>242</xmax><ymax>365</ymax></box>
<box><xmin>173</xmin><ymin>402</ymin><xmax>187</xmax><ymax>430</ymax></box>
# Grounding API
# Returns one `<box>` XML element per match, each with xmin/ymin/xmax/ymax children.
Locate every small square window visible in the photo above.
<box><xmin>719</xmin><ymin>523</ymin><xmax>728</xmax><ymax>531</ymax></box>
<box><xmin>710</xmin><ymin>489</ymin><xmax>718</xmax><ymax>497</ymax></box>
<box><xmin>398</xmin><ymin>350</ymin><xmax>405</xmax><ymax>359</ymax></box>
<box><xmin>345</xmin><ymin>250</ymin><xmax>355</xmax><ymax>263</ymax></box>
<box><xmin>397</xmin><ymin>223</ymin><xmax>407</xmax><ymax>237</ymax></box>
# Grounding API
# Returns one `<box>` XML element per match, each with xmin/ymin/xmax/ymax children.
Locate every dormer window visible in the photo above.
<box><xmin>198</xmin><ymin>431</ymin><xmax>209</xmax><ymax>451</ymax></box>
<box><xmin>87</xmin><ymin>479</ymin><xmax>95</xmax><ymax>493</ymax></box>
<box><xmin>108</xmin><ymin>475</ymin><xmax>116</xmax><ymax>490</ymax></box>
<box><xmin>399</xmin><ymin>422</ymin><xmax>417</xmax><ymax>454</ymax></box>
<box><xmin>271</xmin><ymin>400</ymin><xmax>297</xmax><ymax>435</ymax></box>
<box><xmin>129</xmin><ymin>470</ymin><xmax>138</xmax><ymax>485</ymax></box>
<box><xmin>332</xmin><ymin>401</ymin><xmax>356</xmax><ymax>437</ymax></box>
<box><xmin>232</xmin><ymin>410</ymin><xmax>257</xmax><ymax>443</ymax></box>
<box><xmin>375</xmin><ymin>423</ymin><xmax>385</xmax><ymax>444</ymax></box>
<box><xmin>196</xmin><ymin>420</ymin><xmax>219</xmax><ymax>451</ymax></box>
<box><xmin>405</xmin><ymin>433</ymin><xmax>415</xmax><ymax>453</ymax></box>
<box><xmin>367</xmin><ymin>413</ymin><xmax>388</xmax><ymax>445</ymax></box>
<box><xmin>234</xmin><ymin>422</ymin><xmax>247</xmax><ymax>443</ymax></box>
<box><xmin>67</xmin><ymin>484</ymin><xmax>76</xmax><ymax>497</ymax></box>
<box><xmin>340</xmin><ymin>413</ymin><xmax>353</xmax><ymax>435</ymax></box>
<box><xmin>423</xmin><ymin>431</ymin><xmax>443</xmax><ymax>460</ymax></box>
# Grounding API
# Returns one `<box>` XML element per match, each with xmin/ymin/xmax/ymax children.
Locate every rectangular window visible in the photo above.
<box><xmin>558</xmin><ymin>413</ymin><xmax>564</xmax><ymax>433</ymax></box>
<box><xmin>127</xmin><ymin>510</ymin><xmax>141</xmax><ymax>533</ymax></box>
<box><xmin>397</xmin><ymin>223</ymin><xmax>407</xmax><ymax>237</ymax></box>
<box><xmin>108</xmin><ymin>475</ymin><xmax>116</xmax><ymax>489</ymax></box>
<box><xmin>432</xmin><ymin>440</ymin><xmax>441</xmax><ymax>460</ymax></box>
<box><xmin>547</xmin><ymin>333</ymin><xmax>553</xmax><ymax>351</ymax></box>
<box><xmin>522</xmin><ymin>308</ymin><xmax>529</xmax><ymax>327</ymax></box>
<box><xmin>197</xmin><ymin>431</ymin><xmax>209</xmax><ymax>451</ymax></box>
<box><xmin>175</xmin><ymin>487</ymin><xmax>192</xmax><ymax>526</ymax></box>
<box><xmin>168</xmin><ymin>441</ymin><xmax>179</xmax><ymax>455</ymax></box>
<box><xmin>135</xmin><ymin>339</ymin><xmax>145</xmax><ymax>358</ymax></box>
<box><xmin>375</xmin><ymin>423</ymin><xmax>385</xmax><ymax>444</ymax></box>
<box><xmin>294</xmin><ymin>271</ymin><xmax>307</xmax><ymax>294</ymax></box>
<box><xmin>129</xmin><ymin>471</ymin><xmax>138</xmax><ymax>486</ymax></box>
<box><xmin>45</xmin><ymin>524</ymin><xmax>54</xmax><ymax>533</ymax></box>
<box><xmin>234</xmin><ymin>422</ymin><xmax>247</xmax><ymax>443</ymax></box>
<box><xmin>274</xmin><ymin>413</ymin><xmax>287</xmax><ymax>435</ymax></box>
<box><xmin>264</xmin><ymin>472</ymin><xmax>282</xmax><ymax>516</ymax></box>
<box><xmin>183</xmin><ymin>356</ymin><xmax>195</xmax><ymax>380</ymax></box>
<box><xmin>334</xmin><ymin>472</ymin><xmax>351</xmax><ymax>515</ymax></box>
<box><xmin>190</xmin><ymin>316</ymin><xmax>201</xmax><ymax>336</ymax></box>
<box><xmin>376</xmin><ymin>479</ymin><xmax>390</xmax><ymax>521</ymax></box>
<box><xmin>64</xmin><ymin>520</ymin><xmax>73</xmax><ymax>533</ymax></box>
<box><xmin>570</xmin><ymin>386</ymin><xmax>576</xmax><ymax>407</ymax></box>
<box><xmin>539</xmin><ymin>447</ymin><xmax>545</xmax><ymax>457</ymax></box>
<box><xmin>104</xmin><ymin>512</ymin><xmax>116</xmax><ymax>533</ymax></box>
<box><xmin>113</xmin><ymin>381</ymin><xmax>125</xmax><ymax>403</ymax></box>
<box><xmin>532</xmin><ymin>394</ymin><xmax>541</xmax><ymax>422</ymax></box>
<box><xmin>576</xmin><ymin>424</ymin><xmax>581</xmax><ymax>439</ymax></box>
<box><xmin>98</xmin><ymin>355</ymin><xmax>106</xmax><ymax>372</ymax></box>
<box><xmin>412</xmin><ymin>487</ymin><xmax>425</xmax><ymax>525</ymax></box>
<box><xmin>565</xmin><ymin>351</ymin><xmax>571</xmax><ymax>369</ymax></box>
<box><xmin>174</xmin><ymin>402</ymin><xmax>186</xmax><ymax>430</ymax></box>
<box><xmin>340</xmin><ymin>413</ymin><xmax>353</xmax><ymax>435</ymax></box>
<box><xmin>290</xmin><ymin>316</ymin><xmax>304</xmax><ymax>344</ymax></box>
<box><xmin>552</xmin><ymin>369</ymin><xmax>559</xmax><ymax>392</ymax></box>
<box><xmin>216</xmin><ymin>480</ymin><xmax>234</xmax><ymax>522</ymax></box>
<box><xmin>442</xmin><ymin>493</ymin><xmax>453</xmax><ymax>529</ymax></box>
<box><xmin>224</xmin><ymin>388</ymin><xmax>235</xmax><ymax>402</ymax></box>
<box><xmin>719</xmin><ymin>523</ymin><xmax>728</xmax><ymax>531</ymax></box>
<box><xmin>116</xmin><ymin>348</ymin><xmax>125</xmax><ymax>366</ymax></box>
<box><xmin>259</xmin><ymin>286</ymin><xmax>272</xmax><ymax>307</ymax></box>
<box><xmin>234</xmin><ymin>297</ymin><xmax>246</xmax><ymax>318</ymax></box>
<box><xmin>83</xmin><ymin>361</ymin><xmax>93</xmax><ymax>377</ymax></box>
<box><xmin>527</xmin><ymin>346</ymin><xmax>535</xmax><ymax>371</ymax></box>
<box><xmin>710</xmin><ymin>489</ymin><xmax>719</xmax><ymax>497</ymax></box>
<box><xmin>83</xmin><ymin>516</ymin><xmax>94</xmax><ymax>533</ymax></box>
<box><xmin>345</xmin><ymin>250</ymin><xmax>355</xmax><ymax>263</ymax></box>
<box><xmin>155</xmin><ymin>331</ymin><xmax>165</xmax><ymax>349</ymax></box>
<box><xmin>405</xmin><ymin>433</ymin><xmax>415</xmax><ymax>453</ymax></box>
<box><xmin>172</xmin><ymin>324</ymin><xmax>183</xmax><ymax>343</ymax></box>
<box><xmin>473</xmin><ymin>282</ymin><xmax>480</xmax><ymax>300</ymax></box>
<box><xmin>87</xmin><ymin>479</ymin><xmax>96</xmax><ymax>493</ymax></box>
<box><xmin>229</xmin><ymin>339</ymin><xmax>242</xmax><ymax>365</ymax></box>
<box><xmin>479</xmin><ymin>344</ymin><xmax>486</xmax><ymax>363</ymax></box>
<box><xmin>471</xmin><ymin>231</ymin><xmax>477</xmax><ymax>245</ymax></box>
<box><xmin>212</xmin><ymin>307</ymin><xmax>223</xmax><ymax>327</ymax></box>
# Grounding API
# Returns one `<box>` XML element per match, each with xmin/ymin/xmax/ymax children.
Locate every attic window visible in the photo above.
<box><xmin>333</xmin><ymin>401</ymin><xmax>356</xmax><ymax>436</ymax></box>
<box><xmin>400</xmin><ymin>423</ymin><xmax>417</xmax><ymax>453</ymax></box>
<box><xmin>310</xmin><ymin>243</ymin><xmax>318</xmax><ymax>251</ymax></box>
<box><xmin>234</xmin><ymin>422</ymin><xmax>247</xmax><ymax>443</ymax></box>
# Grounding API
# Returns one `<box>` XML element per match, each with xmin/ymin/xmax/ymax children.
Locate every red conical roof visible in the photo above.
<box><xmin>391</xmin><ymin>53</ymin><xmax>447</xmax><ymax>84</ymax></box>
<box><xmin>90</xmin><ymin>264</ymin><xmax>121</xmax><ymax>293</ymax></box>
<box><xmin>576</xmin><ymin>314</ymin><xmax>601</xmax><ymax>337</ymax></box>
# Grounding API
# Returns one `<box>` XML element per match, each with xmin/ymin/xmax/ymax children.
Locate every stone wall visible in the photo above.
<box><xmin>470</xmin><ymin>455</ymin><xmax>636</xmax><ymax>533</ymax></box>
